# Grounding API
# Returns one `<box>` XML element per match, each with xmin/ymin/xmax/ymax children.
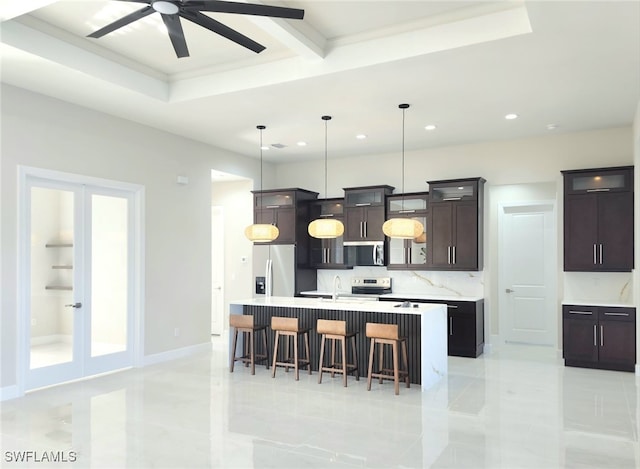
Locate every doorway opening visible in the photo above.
<box><xmin>210</xmin><ymin>170</ymin><xmax>253</xmax><ymax>337</ymax></box>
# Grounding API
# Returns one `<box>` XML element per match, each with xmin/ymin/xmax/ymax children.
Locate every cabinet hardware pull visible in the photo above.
<box><xmin>593</xmin><ymin>244</ymin><xmax>597</xmax><ymax>265</ymax></box>
<box><xmin>604</xmin><ymin>312</ymin><xmax>629</xmax><ymax>316</ymax></box>
<box><xmin>398</xmin><ymin>210</ymin><xmax>415</xmax><ymax>213</ymax></box>
<box><xmin>600</xmin><ymin>325</ymin><xmax>603</xmax><ymax>347</ymax></box>
<box><xmin>593</xmin><ymin>325</ymin><xmax>597</xmax><ymax>346</ymax></box>
<box><xmin>320</xmin><ymin>214</ymin><xmax>334</xmax><ymax>218</ymax></box>
<box><xmin>364</xmin><ymin>221</ymin><xmax>367</xmax><ymax>238</ymax></box>
<box><xmin>599</xmin><ymin>244</ymin><xmax>603</xmax><ymax>265</ymax></box>
<box><xmin>360</xmin><ymin>221</ymin><xmax>363</xmax><ymax>238</ymax></box>
<box><xmin>447</xmin><ymin>305</ymin><xmax>458</xmax><ymax>309</ymax></box>
<box><xmin>453</xmin><ymin>246</ymin><xmax>456</xmax><ymax>264</ymax></box>
<box><xmin>586</xmin><ymin>188</ymin><xmax>610</xmax><ymax>192</ymax></box>
<box><xmin>266</xmin><ymin>205</ymin><xmax>279</xmax><ymax>208</ymax></box>
<box><xmin>449</xmin><ymin>317</ymin><xmax>453</xmax><ymax>335</ymax></box>
<box><xmin>447</xmin><ymin>246</ymin><xmax>451</xmax><ymax>264</ymax></box>
<box><xmin>569</xmin><ymin>311</ymin><xmax>593</xmax><ymax>315</ymax></box>
<box><xmin>442</xmin><ymin>197</ymin><xmax>462</xmax><ymax>201</ymax></box>
<box><xmin>355</xmin><ymin>203</ymin><xmax>371</xmax><ymax>206</ymax></box>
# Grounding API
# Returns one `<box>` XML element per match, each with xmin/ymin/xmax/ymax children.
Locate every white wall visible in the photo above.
<box><xmin>634</xmin><ymin>99</ymin><xmax>640</xmax><ymax>373</ymax></box>
<box><xmin>0</xmin><ymin>85</ymin><xmax>264</xmax><ymax>389</ymax></box>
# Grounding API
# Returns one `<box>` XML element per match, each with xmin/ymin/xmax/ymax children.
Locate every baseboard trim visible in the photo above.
<box><xmin>636</xmin><ymin>364</ymin><xmax>640</xmax><ymax>376</ymax></box>
<box><xmin>142</xmin><ymin>342</ymin><xmax>211</xmax><ymax>367</ymax></box>
<box><xmin>1</xmin><ymin>385</ymin><xmax>19</xmax><ymax>401</ymax></box>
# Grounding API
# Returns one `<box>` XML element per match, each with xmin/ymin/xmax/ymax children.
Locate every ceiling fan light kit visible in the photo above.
<box><xmin>87</xmin><ymin>0</ymin><xmax>305</xmax><ymax>58</ymax></box>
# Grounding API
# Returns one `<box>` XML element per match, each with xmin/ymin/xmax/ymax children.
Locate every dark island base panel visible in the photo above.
<box><xmin>243</xmin><ymin>305</ymin><xmax>423</xmax><ymax>385</ymax></box>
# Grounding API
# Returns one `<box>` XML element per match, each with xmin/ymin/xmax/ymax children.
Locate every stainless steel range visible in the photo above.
<box><xmin>350</xmin><ymin>277</ymin><xmax>392</xmax><ymax>297</ymax></box>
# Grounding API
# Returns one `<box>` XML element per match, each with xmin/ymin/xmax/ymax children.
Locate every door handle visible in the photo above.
<box><xmin>599</xmin><ymin>244</ymin><xmax>603</xmax><ymax>265</ymax></box>
<box><xmin>65</xmin><ymin>302</ymin><xmax>82</xmax><ymax>308</ymax></box>
<box><xmin>505</xmin><ymin>288</ymin><xmax>514</xmax><ymax>293</ymax></box>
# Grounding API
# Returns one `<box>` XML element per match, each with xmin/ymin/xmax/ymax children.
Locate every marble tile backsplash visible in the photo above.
<box><xmin>317</xmin><ymin>267</ymin><xmax>484</xmax><ymax>298</ymax></box>
<box><xmin>563</xmin><ymin>272</ymin><xmax>633</xmax><ymax>305</ymax></box>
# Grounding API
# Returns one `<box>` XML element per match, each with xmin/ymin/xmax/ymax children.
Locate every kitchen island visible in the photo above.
<box><xmin>229</xmin><ymin>297</ymin><xmax>447</xmax><ymax>390</ymax></box>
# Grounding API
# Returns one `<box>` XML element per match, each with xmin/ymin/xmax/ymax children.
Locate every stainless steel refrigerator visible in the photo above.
<box><xmin>253</xmin><ymin>244</ymin><xmax>296</xmax><ymax>297</ymax></box>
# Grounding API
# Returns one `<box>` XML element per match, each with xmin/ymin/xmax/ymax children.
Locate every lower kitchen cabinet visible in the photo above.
<box><xmin>562</xmin><ymin>304</ymin><xmax>636</xmax><ymax>372</ymax></box>
<box><xmin>380</xmin><ymin>297</ymin><xmax>484</xmax><ymax>357</ymax></box>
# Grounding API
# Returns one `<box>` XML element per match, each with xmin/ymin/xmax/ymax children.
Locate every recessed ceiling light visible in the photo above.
<box><xmin>297</xmin><ymin>141</ymin><xmax>307</xmax><ymax>146</ymax></box>
<box><xmin>505</xmin><ymin>113</ymin><xmax>519</xmax><ymax>120</ymax></box>
<box><xmin>356</xmin><ymin>134</ymin><xmax>367</xmax><ymax>140</ymax></box>
<box><xmin>424</xmin><ymin>124</ymin><xmax>437</xmax><ymax>131</ymax></box>
<box><xmin>546</xmin><ymin>124</ymin><xmax>558</xmax><ymax>130</ymax></box>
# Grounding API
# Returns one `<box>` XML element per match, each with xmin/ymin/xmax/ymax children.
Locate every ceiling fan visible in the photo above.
<box><xmin>87</xmin><ymin>0</ymin><xmax>305</xmax><ymax>58</ymax></box>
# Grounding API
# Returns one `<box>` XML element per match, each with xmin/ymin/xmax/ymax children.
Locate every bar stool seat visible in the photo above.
<box><xmin>229</xmin><ymin>314</ymin><xmax>269</xmax><ymax>375</ymax></box>
<box><xmin>271</xmin><ymin>316</ymin><xmax>312</xmax><ymax>380</ymax></box>
<box><xmin>366</xmin><ymin>322</ymin><xmax>409</xmax><ymax>395</ymax></box>
<box><xmin>317</xmin><ymin>319</ymin><xmax>359</xmax><ymax>387</ymax></box>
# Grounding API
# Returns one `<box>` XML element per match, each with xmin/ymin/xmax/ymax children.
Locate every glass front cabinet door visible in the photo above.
<box><xmin>386</xmin><ymin>192</ymin><xmax>429</xmax><ymax>270</ymax></box>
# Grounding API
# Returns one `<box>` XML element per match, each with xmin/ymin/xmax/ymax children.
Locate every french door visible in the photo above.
<box><xmin>21</xmin><ymin>169</ymin><xmax>140</xmax><ymax>391</ymax></box>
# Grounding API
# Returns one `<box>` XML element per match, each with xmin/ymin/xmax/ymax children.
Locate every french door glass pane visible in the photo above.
<box><xmin>91</xmin><ymin>194</ymin><xmax>128</xmax><ymax>357</ymax></box>
<box><xmin>30</xmin><ymin>187</ymin><xmax>74</xmax><ymax>369</ymax></box>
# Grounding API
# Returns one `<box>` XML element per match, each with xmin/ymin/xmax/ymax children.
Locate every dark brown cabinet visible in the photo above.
<box><xmin>563</xmin><ymin>304</ymin><xmax>636</xmax><ymax>372</ymax></box>
<box><xmin>343</xmin><ymin>185</ymin><xmax>394</xmax><ymax>243</ymax></box>
<box><xmin>252</xmin><ymin>188</ymin><xmax>318</xmax><ymax>245</ymax></box>
<box><xmin>562</xmin><ymin>166</ymin><xmax>634</xmax><ymax>272</ymax></box>
<box><xmin>380</xmin><ymin>297</ymin><xmax>484</xmax><ymax>358</ymax></box>
<box><xmin>427</xmin><ymin>178</ymin><xmax>485</xmax><ymax>271</ymax></box>
<box><xmin>386</xmin><ymin>192</ymin><xmax>429</xmax><ymax>270</ymax></box>
<box><xmin>309</xmin><ymin>198</ymin><xmax>351</xmax><ymax>269</ymax></box>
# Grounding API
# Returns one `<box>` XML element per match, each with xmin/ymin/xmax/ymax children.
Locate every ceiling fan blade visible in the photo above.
<box><xmin>183</xmin><ymin>1</ymin><xmax>304</xmax><ymax>20</ymax></box>
<box><xmin>180</xmin><ymin>10</ymin><xmax>265</xmax><ymax>53</ymax></box>
<box><xmin>161</xmin><ymin>13</ymin><xmax>190</xmax><ymax>58</ymax></box>
<box><xmin>88</xmin><ymin>5</ymin><xmax>155</xmax><ymax>38</ymax></box>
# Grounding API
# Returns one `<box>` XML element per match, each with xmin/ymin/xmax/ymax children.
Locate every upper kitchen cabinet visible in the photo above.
<box><xmin>343</xmin><ymin>185</ymin><xmax>394</xmax><ymax>243</ymax></box>
<box><xmin>427</xmin><ymin>178</ymin><xmax>485</xmax><ymax>271</ymax></box>
<box><xmin>386</xmin><ymin>192</ymin><xmax>429</xmax><ymax>269</ymax></box>
<box><xmin>309</xmin><ymin>198</ymin><xmax>351</xmax><ymax>269</ymax></box>
<box><xmin>562</xmin><ymin>166</ymin><xmax>634</xmax><ymax>272</ymax></box>
<box><xmin>252</xmin><ymin>188</ymin><xmax>318</xmax><ymax>245</ymax></box>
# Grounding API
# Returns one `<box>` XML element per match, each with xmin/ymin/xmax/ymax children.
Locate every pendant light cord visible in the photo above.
<box><xmin>399</xmin><ymin>104</ymin><xmax>409</xmax><ymax>211</ymax></box>
<box><xmin>322</xmin><ymin>115</ymin><xmax>332</xmax><ymax>200</ymax></box>
<box><xmin>257</xmin><ymin>125</ymin><xmax>265</xmax><ymax>205</ymax></box>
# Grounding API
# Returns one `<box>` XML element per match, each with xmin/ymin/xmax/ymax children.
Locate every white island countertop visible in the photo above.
<box><xmin>299</xmin><ymin>291</ymin><xmax>483</xmax><ymax>302</ymax></box>
<box><xmin>230</xmin><ymin>296</ymin><xmax>444</xmax><ymax>315</ymax></box>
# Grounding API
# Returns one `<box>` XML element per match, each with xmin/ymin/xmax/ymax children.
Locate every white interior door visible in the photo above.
<box><xmin>22</xmin><ymin>171</ymin><xmax>137</xmax><ymax>390</ymax></box>
<box><xmin>211</xmin><ymin>206</ymin><xmax>224</xmax><ymax>335</ymax></box>
<box><xmin>499</xmin><ymin>203</ymin><xmax>556</xmax><ymax>345</ymax></box>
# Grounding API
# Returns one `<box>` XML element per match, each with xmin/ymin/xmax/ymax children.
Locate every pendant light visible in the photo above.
<box><xmin>244</xmin><ymin>125</ymin><xmax>280</xmax><ymax>242</ymax></box>
<box><xmin>308</xmin><ymin>115</ymin><xmax>345</xmax><ymax>239</ymax></box>
<box><xmin>382</xmin><ymin>104</ymin><xmax>424</xmax><ymax>239</ymax></box>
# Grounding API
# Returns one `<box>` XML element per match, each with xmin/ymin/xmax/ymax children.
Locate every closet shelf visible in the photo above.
<box><xmin>51</xmin><ymin>265</ymin><xmax>73</xmax><ymax>270</ymax></box>
<box><xmin>45</xmin><ymin>286</ymin><xmax>73</xmax><ymax>291</ymax></box>
<box><xmin>45</xmin><ymin>243</ymin><xmax>73</xmax><ymax>248</ymax></box>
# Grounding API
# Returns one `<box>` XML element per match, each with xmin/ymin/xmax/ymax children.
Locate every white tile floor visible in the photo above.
<box><xmin>1</xmin><ymin>338</ymin><xmax>638</xmax><ymax>468</ymax></box>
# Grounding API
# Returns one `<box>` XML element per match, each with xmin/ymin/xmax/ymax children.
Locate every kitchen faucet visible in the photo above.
<box><xmin>332</xmin><ymin>275</ymin><xmax>342</xmax><ymax>302</ymax></box>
